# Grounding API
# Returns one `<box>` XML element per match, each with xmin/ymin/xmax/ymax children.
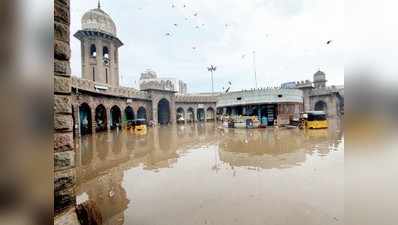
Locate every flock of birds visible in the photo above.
<box><xmin>134</xmin><ymin>2</ymin><xmax>334</xmax><ymax>92</ymax></box>
<box><xmin>138</xmin><ymin>2</ymin><xmax>334</xmax><ymax>56</ymax></box>
<box><xmin>162</xmin><ymin>3</ymin><xmax>235</xmax><ymax>51</ymax></box>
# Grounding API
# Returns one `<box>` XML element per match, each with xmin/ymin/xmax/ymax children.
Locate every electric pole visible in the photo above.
<box><xmin>253</xmin><ymin>51</ymin><xmax>258</xmax><ymax>88</ymax></box>
<box><xmin>207</xmin><ymin>65</ymin><xmax>216</xmax><ymax>95</ymax></box>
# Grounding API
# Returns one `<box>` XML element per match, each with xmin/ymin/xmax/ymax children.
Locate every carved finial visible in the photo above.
<box><xmin>98</xmin><ymin>0</ymin><xmax>101</xmax><ymax>9</ymax></box>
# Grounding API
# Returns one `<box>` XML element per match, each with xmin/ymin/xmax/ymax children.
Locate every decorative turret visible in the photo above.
<box><xmin>313</xmin><ymin>70</ymin><xmax>327</xmax><ymax>88</ymax></box>
<box><xmin>74</xmin><ymin>2</ymin><xmax>123</xmax><ymax>87</ymax></box>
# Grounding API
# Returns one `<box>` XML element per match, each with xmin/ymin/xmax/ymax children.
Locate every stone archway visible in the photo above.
<box><xmin>110</xmin><ymin>105</ymin><xmax>122</xmax><ymax>129</ymax></box>
<box><xmin>315</xmin><ymin>100</ymin><xmax>327</xmax><ymax>113</ymax></box>
<box><xmin>95</xmin><ymin>104</ymin><xmax>107</xmax><ymax>132</ymax></box>
<box><xmin>79</xmin><ymin>103</ymin><xmax>92</xmax><ymax>135</ymax></box>
<box><xmin>176</xmin><ymin>107</ymin><xmax>185</xmax><ymax>123</ymax></box>
<box><xmin>197</xmin><ymin>108</ymin><xmax>205</xmax><ymax>122</ymax></box>
<box><xmin>137</xmin><ymin>106</ymin><xmax>147</xmax><ymax>120</ymax></box>
<box><xmin>125</xmin><ymin>106</ymin><xmax>135</xmax><ymax>121</ymax></box>
<box><xmin>187</xmin><ymin>107</ymin><xmax>195</xmax><ymax>122</ymax></box>
<box><xmin>158</xmin><ymin>98</ymin><xmax>170</xmax><ymax>125</ymax></box>
<box><xmin>206</xmin><ymin>107</ymin><xmax>215</xmax><ymax>121</ymax></box>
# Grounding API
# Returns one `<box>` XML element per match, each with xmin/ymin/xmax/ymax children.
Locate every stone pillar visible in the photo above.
<box><xmin>91</xmin><ymin>107</ymin><xmax>96</xmax><ymax>134</ymax></box>
<box><xmin>183</xmin><ymin>108</ymin><xmax>187</xmax><ymax>124</ymax></box>
<box><xmin>107</xmin><ymin>107</ymin><xmax>111</xmax><ymax>130</ymax></box>
<box><xmin>194</xmin><ymin>108</ymin><xmax>198</xmax><ymax>123</ymax></box>
<box><xmin>54</xmin><ymin>0</ymin><xmax>79</xmax><ymax>223</ymax></box>
<box><xmin>329</xmin><ymin>95</ymin><xmax>338</xmax><ymax>118</ymax></box>
<box><xmin>73</xmin><ymin>104</ymin><xmax>80</xmax><ymax>136</ymax></box>
<box><xmin>170</xmin><ymin>96</ymin><xmax>176</xmax><ymax>124</ymax></box>
<box><xmin>152</xmin><ymin>99</ymin><xmax>158</xmax><ymax>125</ymax></box>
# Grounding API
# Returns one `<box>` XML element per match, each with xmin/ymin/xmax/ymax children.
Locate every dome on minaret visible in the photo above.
<box><xmin>313</xmin><ymin>70</ymin><xmax>326</xmax><ymax>81</ymax></box>
<box><xmin>140</xmin><ymin>69</ymin><xmax>158</xmax><ymax>80</ymax></box>
<box><xmin>81</xmin><ymin>2</ymin><xmax>117</xmax><ymax>37</ymax></box>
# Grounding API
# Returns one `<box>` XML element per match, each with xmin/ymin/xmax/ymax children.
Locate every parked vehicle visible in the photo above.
<box><xmin>133</xmin><ymin>119</ymin><xmax>147</xmax><ymax>133</ymax></box>
<box><xmin>299</xmin><ymin>111</ymin><xmax>328</xmax><ymax>129</ymax></box>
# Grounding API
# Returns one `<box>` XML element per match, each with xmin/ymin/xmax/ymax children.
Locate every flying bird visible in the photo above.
<box><xmin>195</xmin><ymin>25</ymin><xmax>199</xmax><ymax>29</ymax></box>
<box><xmin>192</xmin><ymin>46</ymin><xmax>197</xmax><ymax>50</ymax></box>
<box><xmin>165</xmin><ymin>33</ymin><xmax>171</xmax><ymax>36</ymax></box>
<box><xmin>194</xmin><ymin>13</ymin><xmax>198</xmax><ymax>16</ymax></box>
<box><xmin>183</xmin><ymin>4</ymin><xmax>186</xmax><ymax>8</ymax></box>
<box><xmin>174</xmin><ymin>23</ymin><xmax>178</xmax><ymax>26</ymax></box>
<box><xmin>172</xmin><ymin>4</ymin><xmax>175</xmax><ymax>8</ymax></box>
<box><xmin>228</xmin><ymin>81</ymin><xmax>232</xmax><ymax>85</ymax></box>
<box><xmin>326</xmin><ymin>40</ymin><xmax>332</xmax><ymax>45</ymax></box>
<box><xmin>241</xmin><ymin>54</ymin><xmax>246</xmax><ymax>59</ymax></box>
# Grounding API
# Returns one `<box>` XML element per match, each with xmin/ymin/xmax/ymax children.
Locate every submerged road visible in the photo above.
<box><xmin>75</xmin><ymin>120</ymin><xmax>344</xmax><ymax>225</ymax></box>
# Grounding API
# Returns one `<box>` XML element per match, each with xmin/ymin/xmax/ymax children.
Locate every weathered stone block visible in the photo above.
<box><xmin>54</xmin><ymin>76</ymin><xmax>71</xmax><ymax>94</ymax></box>
<box><xmin>54</xmin><ymin>132</ymin><xmax>73</xmax><ymax>152</ymax></box>
<box><xmin>54</xmin><ymin>169</ymin><xmax>75</xmax><ymax>192</ymax></box>
<box><xmin>54</xmin><ymin>40</ymin><xmax>71</xmax><ymax>61</ymax></box>
<box><xmin>55</xmin><ymin>114</ymin><xmax>73</xmax><ymax>131</ymax></box>
<box><xmin>54</xmin><ymin>150</ymin><xmax>75</xmax><ymax>171</ymax></box>
<box><xmin>54</xmin><ymin>21</ymin><xmax>70</xmax><ymax>43</ymax></box>
<box><xmin>55</xmin><ymin>0</ymin><xmax>70</xmax><ymax>8</ymax></box>
<box><xmin>54</xmin><ymin>186</ymin><xmax>75</xmax><ymax>213</ymax></box>
<box><xmin>54</xmin><ymin>2</ymin><xmax>70</xmax><ymax>25</ymax></box>
<box><xmin>54</xmin><ymin>59</ymin><xmax>71</xmax><ymax>76</ymax></box>
<box><xmin>54</xmin><ymin>95</ymin><xmax>72</xmax><ymax>114</ymax></box>
<box><xmin>54</xmin><ymin>208</ymin><xmax>80</xmax><ymax>225</ymax></box>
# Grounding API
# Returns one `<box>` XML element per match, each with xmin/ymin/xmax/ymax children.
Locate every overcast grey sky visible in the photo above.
<box><xmin>70</xmin><ymin>0</ymin><xmax>343</xmax><ymax>92</ymax></box>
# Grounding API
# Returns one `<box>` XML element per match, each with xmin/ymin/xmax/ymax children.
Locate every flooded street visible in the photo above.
<box><xmin>75</xmin><ymin>120</ymin><xmax>343</xmax><ymax>225</ymax></box>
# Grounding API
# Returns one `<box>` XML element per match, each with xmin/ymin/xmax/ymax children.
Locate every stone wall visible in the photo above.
<box><xmin>54</xmin><ymin>0</ymin><xmax>80</xmax><ymax>224</ymax></box>
<box><xmin>72</xmin><ymin>76</ymin><xmax>150</xmax><ymax>100</ymax></box>
<box><xmin>175</xmin><ymin>102</ymin><xmax>217</xmax><ymax>122</ymax></box>
<box><xmin>71</xmin><ymin>91</ymin><xmax>152</xmax><ymax>135</ymax></box>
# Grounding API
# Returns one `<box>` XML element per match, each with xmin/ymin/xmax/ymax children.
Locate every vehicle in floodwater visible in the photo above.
<box><xmin>133</xmin><ymin>119</ymin><xmax>147</xmax><ymax>133</ymax></box>
<box><xmin>299</xmin><ymin>111</ymin><xmax>328</xmax><ymax>129</ymax></box>
<box><xmin>126</xmin><ymin>119</ymin><xmax>148</xmax><ymax>134</ymax></box>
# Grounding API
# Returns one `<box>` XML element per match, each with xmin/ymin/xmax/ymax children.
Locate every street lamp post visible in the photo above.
<box><xmin>207</xmin><ymin>65</ymin><xmax>216</xmax><ymax>95</ymax></box>
<box><xmin>252</xmin><ymin>51</ymin><xmax>258</xmax><ymax>88</ymax></box>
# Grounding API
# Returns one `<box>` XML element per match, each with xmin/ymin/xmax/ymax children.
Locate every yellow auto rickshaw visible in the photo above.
<box><xmin>299</xmin><ymin>111</ymin><xmax>328</xmax><ymax>129</ymax></box>
<box><xmin>133</xmin><ymin>119</ymin><xmax>147</xmax><ymax>134</ymax></box>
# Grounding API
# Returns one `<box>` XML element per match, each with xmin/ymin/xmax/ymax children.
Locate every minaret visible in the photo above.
<box><xmin>313</xmin><ymin>70</ymin><xmax>327</xmax><ymax>88</ymax></box>
<box><xmin>74</xmin><ymin>2</ymin><xmax>123</xmax><ymax>87</ymax></box>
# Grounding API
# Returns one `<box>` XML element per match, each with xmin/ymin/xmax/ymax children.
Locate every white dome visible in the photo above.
<box><xmin>313</xmin><ymin>70</ymin><xmax>326</xmax><ymax>81</ymax></box>
<box><xmin>140</xmin><ymin>69</ymin><xmax>158</xmax><ymax>80</ymax></box>
<box><xmin>82</xmin><ymin>7</ymin><xmax>117</xmax><ymax>36</ymax></box>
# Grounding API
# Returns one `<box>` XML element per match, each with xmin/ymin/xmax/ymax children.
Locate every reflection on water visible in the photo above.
<box><xmin>75</xmin><ymin>120</ymin><xmax>344</xmax><ymax>225</ymax></box>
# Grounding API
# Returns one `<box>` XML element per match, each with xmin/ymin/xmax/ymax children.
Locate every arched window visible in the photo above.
<box><xmin>105</xmin><ymin>68</ymin><xmax>108</xmax><ymax>83</ymax></box>
<box><xmin>103</xmin><ymin>46</ymin><xmax>109</xmax><ymax>59</ymax></box>
<box><xmin>90</xmin><ymin>44</ymin><xmax>97</xmax><ymax>57</ymax></box>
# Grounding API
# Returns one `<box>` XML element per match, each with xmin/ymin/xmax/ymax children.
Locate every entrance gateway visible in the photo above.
<box><xmin>158</xmin><ymin>98</ymin><xmax>170</xmax><ymax>124</ymax></box>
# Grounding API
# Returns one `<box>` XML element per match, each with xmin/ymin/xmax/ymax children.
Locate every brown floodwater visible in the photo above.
<box><xmin>75</xmin><ymin>120</ymin><xmax>344</xmax><ymax>225</ymax></box>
